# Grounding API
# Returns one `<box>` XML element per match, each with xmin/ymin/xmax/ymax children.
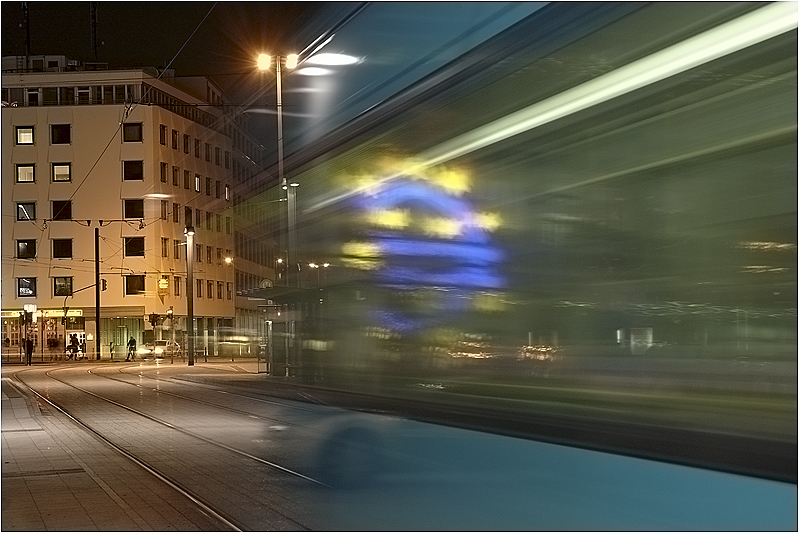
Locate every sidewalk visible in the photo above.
<box><xmin>2</xmin><ymin>349</ymin><xmax>262</xmax><ymax>370</ymax></box>
<box><xmin>1</xmin><ymin>362</ymin><xmax>247</xmax><ymax>531</ymax></box>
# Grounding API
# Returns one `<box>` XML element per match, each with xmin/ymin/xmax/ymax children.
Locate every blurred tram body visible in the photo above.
<box><xmin>249</xmin><ymin>2</ymin><xmax>797</xmax><ymax>484</ymax></box>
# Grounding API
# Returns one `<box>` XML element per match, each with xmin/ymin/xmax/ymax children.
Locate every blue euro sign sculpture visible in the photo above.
<box><xmin>356</xmin><ymin>178</ymin><xmax>505</xmax><ymax>333</ymax></box>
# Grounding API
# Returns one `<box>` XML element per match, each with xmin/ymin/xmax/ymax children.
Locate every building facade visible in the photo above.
<box><xmin>1</xmin><ymin>57</ymin><xmax>253</xmax><ymax>360</ymax></box>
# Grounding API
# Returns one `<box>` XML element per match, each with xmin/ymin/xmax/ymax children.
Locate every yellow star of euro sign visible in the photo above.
<box><xmin>476</xmin><ymin>212</ymin><xmax>501</xmax><ymax>232</ymax></box>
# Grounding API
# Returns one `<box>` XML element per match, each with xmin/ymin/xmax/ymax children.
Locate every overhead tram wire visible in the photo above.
<box><xmin>65</xmin><ymin>2</ymin><xmax>218</xmax><ymax>202</ymax></box>
<box><xmin>21</xmin><ymin>4</ymin><xmax>219</xmax><ymax>326</ymax></box>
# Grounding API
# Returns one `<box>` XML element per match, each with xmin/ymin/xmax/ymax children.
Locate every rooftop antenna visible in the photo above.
<box><xmin>21</xmin><ymin>2</ymin><xmax>31</xmax><ymax>65</ymax></box>
<box><xmin>90</xmin><ymin>2</ymin><xmax>98</xmax><ymax>61</ymax></box>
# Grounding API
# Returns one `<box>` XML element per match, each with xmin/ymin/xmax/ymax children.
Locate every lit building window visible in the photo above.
<box><xmin>17</xmin><ymin>239</ymin><xmax>36</xmax><ymax>259</ymax></box>
<box><xmin>54</xmin><ymin>276</ymin><xmax>73</xmax><ymax>296</ymax></box>
<box><xmin>16</xmin><ymin>164</ymin><xmax>35</xmax><ymax>182</ymax></box>
<box><xmin>16</xmin><ymin>202</ymin><xmax>35</xmax><ymax>221</ymax></box>
<box><xmin>52</xmin><ymin>163</ymin><xmax>71</xmax><ymax>182</ymax></box>
<box><xmin>17</xmin><ymin>277</ymin><xmax>37</xmax><ymax>297</ymax></box>
<box><xmin>16</xmin><ymin>126</ymin><xmax>34</xmax><ymax>145</ymax></box>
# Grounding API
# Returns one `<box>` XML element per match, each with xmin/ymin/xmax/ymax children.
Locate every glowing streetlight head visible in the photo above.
<box><xmin>224</xmin><ymin>257</ymin><xmax>232</xmax><ymax>265</ymax></box>
<box><xmin>298</xmin><ymin>67</ymin><xmax>332</xmax><ymax>76</ymax></box>
<box><xmin>285</xmin><ymin>54</ymin><xmax>298</xmax><ymax>69</ymax></box>
<box><xmin>257</xmin><ymin>54</ymin><xmax>271</xmax><ymax>70</ymax></box>
<box><xmin>306</xmin><ymin>53</ymin><xmax>359</xmax><ymax>66</ymax></box>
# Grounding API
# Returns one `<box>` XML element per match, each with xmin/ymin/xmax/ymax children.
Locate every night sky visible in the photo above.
<box><xmin>2</xmin><ymin>2</ymin><xmax>320</xmax><ymax>97</ymax></box>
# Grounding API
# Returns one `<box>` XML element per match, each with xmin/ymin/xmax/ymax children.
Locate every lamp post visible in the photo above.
<box><xmin>167</xmin><ymin>306</ymin><xmax>174</xmax><ymax>363</ymax></box>
<box><xmin>185</xmin><ymin>226</ymin><xmax>195</xmax><ymax>366</ymax></box>
<box><xmin>258</xmin><ymin>53</ymin><xmax>299</xmax><ymax>287</ymax></box>
<box><xmin>23</xmin><ymin>304</ymin><xmax>36</xmax><ymax>366</ymax></box>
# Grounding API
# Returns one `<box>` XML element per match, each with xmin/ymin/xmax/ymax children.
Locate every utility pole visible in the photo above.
<box><xmin>185</xmin><ymin>226</ymin><xmax>195</xmax><ymax>366</ymax></box>
<box><xmin>95</xmin><ymin>226</ymin><xmax>101</xmax><ymax>359</ymax></box>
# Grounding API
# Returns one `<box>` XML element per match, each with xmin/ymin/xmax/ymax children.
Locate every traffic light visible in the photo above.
<box><xmin>101</xmin><ymin>279</ymin><xmax>107</xmax><ymax>291</ymax></box>
<box><xmin>149</xmin><ymin>313</ymin><xmax>159</xmax><ymax>327</ymax></box>
<box><xmin>19</xmin><ymin>311</ymin><xmax>26</xmax><ymax>325</ymax></box>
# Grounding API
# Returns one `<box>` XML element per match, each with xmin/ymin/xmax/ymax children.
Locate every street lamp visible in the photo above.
<box><xmin>258</xmin><ymin>53</ymin><xmax>299</xmax><ymax>287</ymax></box>
<box><xmin>185</xmin><ymin>225</ymin><xmax>195</xmax><ymax>366</ymax></box>
<box><xmin>308</xmin><ymin>262</ymin><xmax>330</xmax><ymax>286</ymax></box>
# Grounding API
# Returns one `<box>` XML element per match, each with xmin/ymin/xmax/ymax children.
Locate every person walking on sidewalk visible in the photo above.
<box><xmin>24</xmin><ymin>338</ymin><xmax>33</xmax><ymax>365</ymax></box>
<box><xmin>126</xmin><ymin>337</ymin><xmax>136</xmax><ymax>361</ymax></box>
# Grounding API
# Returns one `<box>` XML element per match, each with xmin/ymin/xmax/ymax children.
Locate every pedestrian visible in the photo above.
<box><xmin>66</xmin><ymin>334</ymin><xmax>79</xmax><ymax>360</ymax></box>
<box><xmin>24</xmin><ymin>337</ymin><xmax>33</xmax><ymax>365</ymax></box>
<box><xmin>126</xmin><ymin>337</ymin><xmax>136</xmax><ymax>361</ymax></box>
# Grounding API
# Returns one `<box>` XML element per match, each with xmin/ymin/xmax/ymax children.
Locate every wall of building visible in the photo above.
<box><xmin>2</xmin><ymin>68</ymin><xmax>239</xmax><ymax>358</ymax></box>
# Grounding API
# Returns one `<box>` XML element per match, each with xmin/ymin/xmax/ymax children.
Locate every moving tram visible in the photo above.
<box><xmin>247</xmin><ymin>4</ymin><xmax>796</xmax><ymax>524</ymax></box>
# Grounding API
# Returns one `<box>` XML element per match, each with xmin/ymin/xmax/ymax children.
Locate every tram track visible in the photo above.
<box><xmin>87</xmin><ymin>365</ymin><xmax>314</xmax><ymax>427</ymax></box>
<box><xmin>99</xmin><ymin>363</ymin><xmax>330</xmax><ymax>411</ymax></box>
<box><xmin>9</xmin><ymin>365</ymin><xmax>330</xmax><ymax>531</ymax></box>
